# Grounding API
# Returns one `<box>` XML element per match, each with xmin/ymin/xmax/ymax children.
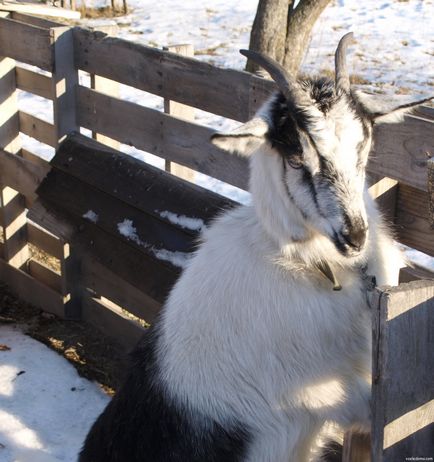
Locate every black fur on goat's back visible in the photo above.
<box><xmin>79</xmin><ymin>327</ymin><xmax>250</xmax><ymax>462</ymax></box>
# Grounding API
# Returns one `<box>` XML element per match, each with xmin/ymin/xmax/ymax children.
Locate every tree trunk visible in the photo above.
<box><xmin>246</xmin><ymin>0</ymin><xmax>330</xmax><ymax>76</ymax></box>
<box><xmin>246</xmin><ymin>0</ymin><xmax>293</xmax><ymax>74</ymax></box>
<box><xmin>283</xmin><ymin>0</ymin><xmax>330</xmax><ymax>75</ymax></box>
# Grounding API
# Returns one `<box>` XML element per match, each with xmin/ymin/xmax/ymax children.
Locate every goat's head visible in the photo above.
<box><xmin>211</xmin><ymin>33</ymin><xmax>432</xmax><ymax>258</ymax></box>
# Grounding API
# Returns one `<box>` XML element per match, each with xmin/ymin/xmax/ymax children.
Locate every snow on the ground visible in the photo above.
<box><xmin>0</xmin><ymin>325</ymin><xmax>109</xmax><ymax>462</ymax></box>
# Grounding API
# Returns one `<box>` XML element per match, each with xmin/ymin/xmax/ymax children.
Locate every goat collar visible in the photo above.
<box><xmin>315</xmin><ymin>261</ymin><xmax>377</xmax><ymax>294</ymax></box>
<box><xmin>315</xmin><ymin>261</ymin><xmax>342</xmax><ymax>291</ymax></box>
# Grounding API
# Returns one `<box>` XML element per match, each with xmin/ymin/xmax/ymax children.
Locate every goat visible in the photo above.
<box><xmin>79</xmin><ymin>33</ymin><xmax>431</xmax><ymax>462</ymax></box>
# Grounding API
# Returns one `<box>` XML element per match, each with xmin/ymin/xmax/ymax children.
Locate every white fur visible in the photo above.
<box><xmin>154</xmin><ymin>92</ymin><xmax>409</xmax><ymax>461</ymax></box>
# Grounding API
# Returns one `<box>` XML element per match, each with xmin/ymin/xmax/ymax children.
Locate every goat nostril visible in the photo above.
<box><xmin>342</xmin><ymin>227</ymin><xmax>367</xmax><ymax>250</ymax></box>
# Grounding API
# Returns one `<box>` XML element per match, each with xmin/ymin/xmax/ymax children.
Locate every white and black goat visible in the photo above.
<box><xmin>79</xmin><ymin>34</ymin><xmax>431</xmax><ymax>462</ymax></box>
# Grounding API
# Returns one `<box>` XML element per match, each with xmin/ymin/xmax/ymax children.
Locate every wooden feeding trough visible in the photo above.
<box><xmin>0</xmin><ymin>12</ymin><xmax>433</xmax><ymax>461</ymax></box>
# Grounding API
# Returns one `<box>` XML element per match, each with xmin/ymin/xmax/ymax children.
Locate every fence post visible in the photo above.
<box><xmin>0</xmin><ymin>54</ymin><xmax>29</xmax><ymax>269</ymax></box>
<box><xmin>163</xmin><ymin>44</ymin><xmax>196</xmax><ymax>183</ymax></box>
<box><xmin>50</xmin><ymin>26</ymin><xmax>82</xmax><ymax>319</ymax></box>
<box><xmin>371</xmin><ymin>282</ymin><xmax>434</xmax><ymax>461</ymax></box>
<box><xmin>427</xmin><ymin>158</ymin><xmax>434</xmax><ymax>228</ymax></box>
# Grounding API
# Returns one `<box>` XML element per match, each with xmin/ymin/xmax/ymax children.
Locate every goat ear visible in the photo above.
<box><xmin>354</xmin><ymin>90</ymin><xmax>433</xmax><ymax>124</ymax></box>
<box><xmin>210</xmin><ymin>117</ymin><xmax>269</xmax><ymax>156</ymax></box>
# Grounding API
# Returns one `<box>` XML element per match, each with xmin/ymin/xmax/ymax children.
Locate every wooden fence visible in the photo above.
<box><xmin>0</xmin><ymin>13</ymin><xmax>433</xmax><ymax>461</ymax></box>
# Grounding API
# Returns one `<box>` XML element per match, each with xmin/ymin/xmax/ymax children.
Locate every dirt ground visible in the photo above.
<box><xmin>0</xmin><ymin>281</ymin><xmax>128</xmax><ymax>396</ymax></box>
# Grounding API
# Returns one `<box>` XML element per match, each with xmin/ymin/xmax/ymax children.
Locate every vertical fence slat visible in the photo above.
<box><xmin>90</xmin><ymin>25</ymin><xmax>120</xmax><ymax>150</ymax></box>
<box><xmin>50</xmin><ymin>26</ymin><xmax>81</xmax><ymax>319</ymax></box>
<box><xmin>51</xmin><ymin>26</ymin><xmax>79</xmax><ymax>145</ymax></box>
<box><xmin>163</xmin><ymin>44</ymin><xmax>196</xmax><ymax>183</ymax></box>
<box><xmin>372</xmin><ymin>282</ymin><xmax>434</xmax><ymax>461</ymax></box>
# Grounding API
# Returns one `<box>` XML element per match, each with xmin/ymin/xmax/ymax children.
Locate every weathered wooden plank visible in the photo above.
<box><xmin>163</xmin><ymin>44</ymin><xmax>196</xmax><ymax>183</ymax></box>
<box><xmin>372</xmin><ymin>281</ymin><xmax>434</xmax><ymax>461</ymax></box>
<box><xmin>76</xmin><ymin>224</ymin><xmax>179</xmax><ymax>304</ymax></box>
<box><xmin>73</xmin><ymin>27</ymin><xmax>274</xmax><ymax>122</ymax></box>
<box><xmin>0</xmin><ymin>257</ymin><xmax>64</xmax><ymax>316</ymax></box>
<box><xmin>19</xmin><ymin>111</ymin><xmax>56</xmax><ymax>147</ymax></box>
<box><xmin>21</xmin><ymin>148</ymin><xmax>50</xmax><ymax>168</ymax></box>
<box><xmin>0</xmin><ymin>17</ymin><xmax>52</xmax><ymax>71</ymax></box>
<box><xmin>82</xmin><ymin>258</ymin><xmax>161</xmax><ymax>324</ymax></box>
<box><xmin>77</xmin><ymin>87</ymin><xmax>249</xmax><ymax>190</ymax></box>
<box><xmin>15</xmin><ymin>66</ymin><xmax>52</xmax><ymax>100</ymax></box>
<box><xmin>0</xmin><ymin>3</ymin><xmax>80</xmax><ymax>19</ymax></box>
<box><xmin>370</xmin><ymin>115</ymin><xmax>434</xmax><ymax>192</ymax></box>
<box><xmin>82</xmin><ymin>294</ymin><xmax>145</xmax><ymax>351</ymax></box>
<box><xmin>395</xmin><ymin>183</ymin><xmax>434</xmax><ymax>257</ymax></box>
<box><xmin>90</xmin><ymin>72</ymin><xmax>120</xmax><ymax>150</ymax></box>
<box><xmin>10</xmin><ymin>11</ymin><xmax>63</xmax><ymax>28</ymax></box>
<box><xmin>27</xmin><ymin>221</ymin><xmax>63</xmax><ymax>259</ymax></box>
<box><xmin>413</xmin><ymin>105</ymin><xmax>434</xmax><ymax>121</ymax></box>
<box><xmin>0</xmin><ymin>147</ymin><xmax>49</xmax><ymax>201</ymax></box>
<box><xmin>36</xmin><ymin>169</ymin><xmax>197</xmax><ymax>276</ymax></box>
<box><xmin>50</xmin><ymin>27</ymin><xmax>79</xmax><ymax>147</ymax></box>
<box><xmin>428</xmin><ymin>158</ymin><xmax>434</xmax><ymax>227</ymax></box>
<box><xmin>88</xmin><ymin>24</ymin><xmax>120</xmax><ymax>150</ymax></box>
<box><xmin>53</xmin><ymin>134</ymin><xmax>236</xmax><ymax>230</ymax></box>
<box><xmin>28</xmin><ymin>258</ymin><xmax>61</xmax><ymax>293</ymax></box>
<box><xmin>27</xmin><ymin>199</ymin><xmax>75</xmax><ymax>243</ymax></box>
<box><xmin>399</xmin><ymin>264</ymin><xmax>434</xmax><ymax>283</ymax></box>
<box><xmin>28</xmin><ymin>199</ymin><xmax>180</xmax><ymax>304</ymax></box>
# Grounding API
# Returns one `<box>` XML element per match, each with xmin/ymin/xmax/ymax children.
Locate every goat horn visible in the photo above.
<box><xmin>334</xmin><ymin>32</ymin><xmax>355</xmax><ymax>93</ymax></box>
<box><xmin>240</xmin><ymin>49</ymin><xmax>306</xmax><ymax>104</ymax></box>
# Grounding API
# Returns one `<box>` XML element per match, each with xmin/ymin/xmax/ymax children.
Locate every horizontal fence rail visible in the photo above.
<box><xmin>19</xmin><ymin>111</ymin><xmax>56</xmax><ymax>147</ymax></box>
<box><xmin>77</xmin><ymin>86</ymin><xmax>250</xmax><ymax>190</ymax></box>
<box><xmin>16</xmin><ymin>66</ymin><xmax>52</xmax><ymax>100</ymax></box>
<box><xmin>73</xmin><ymin>27</ymin><xmax>274</xmax><ymax>122</ymax></box>
<box><xmin>371</xmin><ymin>114</ymin><xmax>434</xmax><ymax>193</ymax></box>
<box><xmin>0</xmin><ymin>17</ymin><xmax>53</xmax><ymax>71</ymax></box>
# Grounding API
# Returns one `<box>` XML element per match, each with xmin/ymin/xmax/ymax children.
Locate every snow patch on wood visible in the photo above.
<box><xmin>156</xmin><ymin>210</ymin><xmax>205</xmax><ymax>232</ymax></box>
<box><xmin>82</xmin><ymin>210</ymin><xmax>98</xmax><ymax>224</ymax></box>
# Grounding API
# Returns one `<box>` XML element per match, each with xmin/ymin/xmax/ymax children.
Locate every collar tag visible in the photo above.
<box><xmin>316</xmin><ymin>261</ymin><xmax>342</xmax><ymax>291</ymax></box>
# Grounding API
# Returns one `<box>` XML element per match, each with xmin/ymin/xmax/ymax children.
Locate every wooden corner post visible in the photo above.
<box><xmin>0</xmin><ymin>52</ymin><xmax>29</xmax><ymax>269</ymax></box>
<box><xmin>163</xmin><ymin>44</ymin><xmax>196</xmax><ymax>183</ymax></box>
<box><xmin>428</xmin><ymin>157</ymin><xmax>434</xmax><ymax>228</ymax></box>
<box><xmin>50</xmin><ymin>26</ymin><xmax>82</xmax><ymax>319</ymax></box>
<box><xmin>371</xmin><ymin>282</ymin><xmax>434</xmax><ymax>461</ymax></box>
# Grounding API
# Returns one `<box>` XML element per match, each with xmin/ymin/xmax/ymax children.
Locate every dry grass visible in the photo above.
<box><xmin>29</xmin><ymin>244</ymin><xmax>61</xmax><ymax>273</ymax></box>
<box><xmin>79</xmin><ymin>6</ymin><xmax>127</xmax><ymax>19</ymax></box>
<box><xmin>0</xmin><ymin>282</ymin><xmax>127</xmax><ymax>396</ymax></box>
<box><xmin>195</xmin><ymin>43</ymin><xmax>228</xmax><ymax>56</ymax></box>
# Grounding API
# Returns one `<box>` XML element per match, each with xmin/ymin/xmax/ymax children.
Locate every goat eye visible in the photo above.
<box><xmin>287</xmin><ymin>152</ymin><xmax>304</xmax><ymax>169</ymax></box>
